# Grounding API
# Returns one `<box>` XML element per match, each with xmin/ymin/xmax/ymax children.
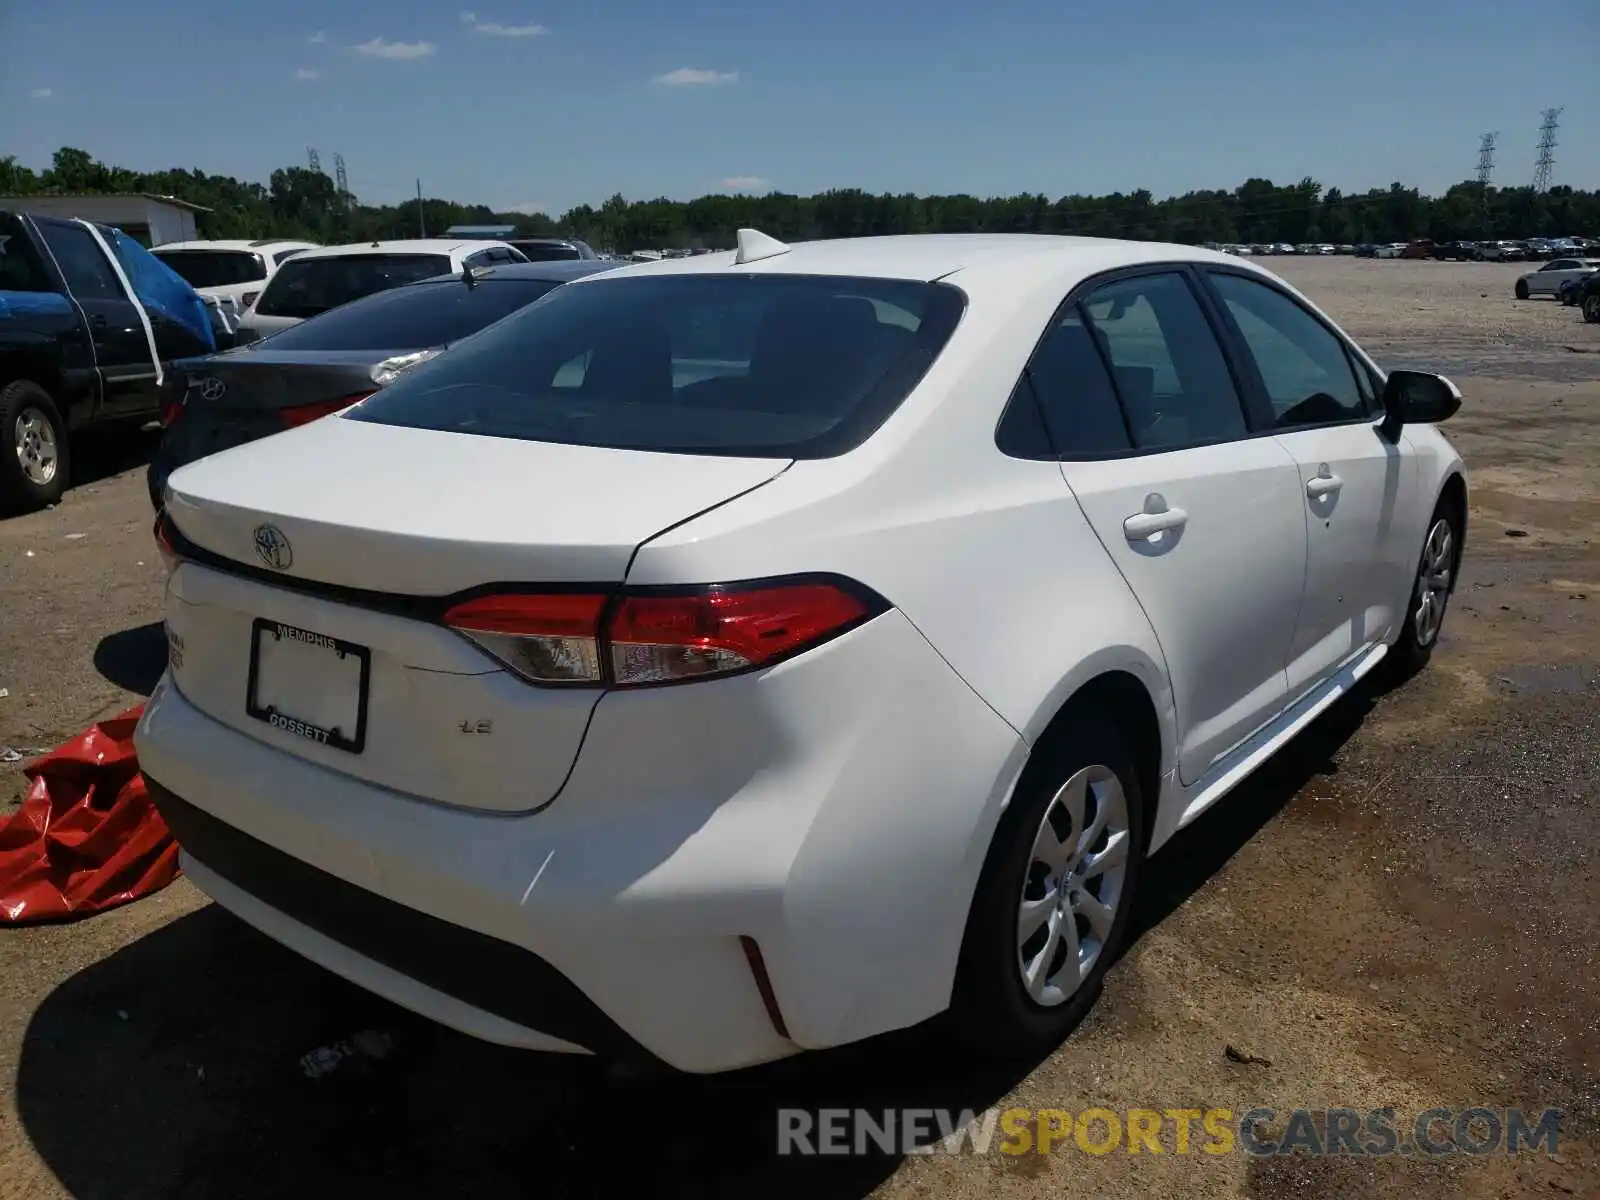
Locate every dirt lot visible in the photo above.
<box><xmin>0</xmin><ymin>257</ymin><xmax>1596</xmax><ymax>1199</ymax></box>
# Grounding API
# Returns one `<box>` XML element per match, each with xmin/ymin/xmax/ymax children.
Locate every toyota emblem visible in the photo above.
<box><xmin>194</xmin><ymin>376</ymin><xmax>226</xmax><ymax>402</ymax></box>
<box><xmin>253</xmin><ymin>524</ymin><xmax>293</xmax><ymax>571</ymax></box>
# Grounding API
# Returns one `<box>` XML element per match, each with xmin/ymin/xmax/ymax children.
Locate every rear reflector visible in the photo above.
<box><xmin>442</xmin><ymin>577</ymin><xmax>884</xmax><ymax>688</ymax></box>
<box><xmin>280</xmin><ymin>392</ymin><xmax>375</xmax><ymax>428</ymax></box>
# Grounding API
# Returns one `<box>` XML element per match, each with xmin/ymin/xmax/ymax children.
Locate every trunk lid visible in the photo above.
<box><xmin>164</xmin><ymin>415</ymin><xmax>789</xmax><ymax>592</ymax></box>
<box><xmin>162</xmin><ymin>418</ymin><xmax>789</xmax><ymax>811</ymax></box>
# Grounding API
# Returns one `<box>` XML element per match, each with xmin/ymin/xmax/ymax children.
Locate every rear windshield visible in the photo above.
<box><xmin>254</xmin><ymin>253</ymin><xmax>453</xmax><ymax>319</ymax></box>
<box><xmin>152</xmin><ymin>249</ymin><xmax>266</xmax><ymax>288</ymax></box>
<box><xmin>511</xmin><ymin>241</ymin><xmax>582</xmax><ymax>261</ymax></box>
<box><xmin>254</xmin><ymin>276</ymin><xmax>563</xmax><ymax>351</ymax></box>
<box><xmin>347</xmin><ymin>273</ymin><xmax>966</xmax><ymax>458</ymax></box>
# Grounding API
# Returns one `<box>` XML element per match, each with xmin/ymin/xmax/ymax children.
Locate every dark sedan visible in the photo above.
<box><xmin>148</xmin><ymin>259</ymin><xmax>617</xmax><ymax>508</ymax></box>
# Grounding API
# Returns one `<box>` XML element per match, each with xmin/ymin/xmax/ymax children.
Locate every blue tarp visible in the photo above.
<box><xmin>105</xmin><ymin>229</ymin><xmax>216</xmax><ymax>352</ymax></box>
<box><xmin>0</xmin><ymin>291</ymin><xmax>75</xmax><ymax>319</ymax></box>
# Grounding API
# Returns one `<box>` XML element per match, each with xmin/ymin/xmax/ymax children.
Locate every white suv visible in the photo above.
<box><xmin>140</xmin><ymin>232</ymin><xmax>1467</xmax><ymax>1074</ymax></box>
<box><xmin>152</xmin><ymin>239</ymin><xmax>320</xmax><ymax>338</ymax></box>
<box><xmin>234</xmin><ymin>238</ymin><xmax>529</xmax><ymax>341</ymax></box>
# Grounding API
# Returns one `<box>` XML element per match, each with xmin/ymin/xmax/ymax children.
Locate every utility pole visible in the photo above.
<box><xmin>1532</xmin><ymin>107</ymin><xmax>1562</xmax><ymax>193</ymax></box>
<box><xmin>416</xmin><ymin>179</ymin><xmax>425</xmax><ymax>237</ymax></box>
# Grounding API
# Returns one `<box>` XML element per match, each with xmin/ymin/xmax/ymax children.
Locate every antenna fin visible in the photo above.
<box><xmin>734</xmin><ymin>228</ymin><xmax>791</xmax><ymax>265</ymax></box>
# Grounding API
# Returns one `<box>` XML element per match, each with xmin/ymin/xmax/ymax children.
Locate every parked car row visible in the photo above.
<box><xmin>1364</xmin><ymin>237</ymin><xmax>1598</xmax><ymax>262</ymax></box>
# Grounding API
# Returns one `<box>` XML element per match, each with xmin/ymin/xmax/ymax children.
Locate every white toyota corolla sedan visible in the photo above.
<box><xmin>137</xmin><ymin>230</ymin><xmax>1467</xmax><ymax>1074</ymax></box>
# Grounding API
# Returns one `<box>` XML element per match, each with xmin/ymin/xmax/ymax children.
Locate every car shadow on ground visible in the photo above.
<box><xmin>69</xmin><ymin>422</ymin><xmax>163</xmax><ymax>493</ymax></box>
<box><xmin>15</xmin><ymin>676</ymin><xmax>1392</xmax><ymax>1198</ymax></box>
<box><xmin>93</xmin><ymin>622</ymin><xmax>168</xmax><ymax>696</ymax></box>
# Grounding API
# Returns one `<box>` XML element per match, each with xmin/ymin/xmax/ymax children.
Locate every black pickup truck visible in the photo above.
<box><xmin>1</xmin><ymin>210</ymin><xmax>214</xmax><ymax>511</ymax></box>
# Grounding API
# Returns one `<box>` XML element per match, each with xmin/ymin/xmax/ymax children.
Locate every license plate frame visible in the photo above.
<box><xmin>245</xmin><ymin>617</ymin><xmax>371</xmax><ymax>754</ymax></box>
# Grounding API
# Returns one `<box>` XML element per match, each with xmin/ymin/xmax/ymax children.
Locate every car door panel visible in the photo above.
<box><xmin>1199</xmin><ymin>268</ymin><xmax>1418</xmax><ymax>696</ymax></box>
<box><xmin>34</xmin><ymin>218</ymin><xmax>161</xmax><ymax>419</ymax></box>
<box><xmin>1064</xmin><ymin>444</ymin><xmax>1308</xmax><ymax>781</ymax></box>
<box><xmin>1041</xmin><ymin>269</ymin><xmax>1307</xmax><ymax>785</ymax></box>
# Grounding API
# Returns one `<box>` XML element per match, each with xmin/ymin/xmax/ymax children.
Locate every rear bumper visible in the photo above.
<box><xmin>134</xmin><ymin>610</ymin><xmax>1026</xmax><ymax>1073</ymax></box>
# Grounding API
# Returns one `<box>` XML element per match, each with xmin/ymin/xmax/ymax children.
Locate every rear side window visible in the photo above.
<box><xmin>37</xmin><ymin>221</ymin><xmax>124</xmax><ymax>301</ymax></box>
<box><xmin>260</xmin><ymin>277</ymin><xmax>563</xmax><ymax>351</ymax></box>
<box><xmin>347</xmin><ymin>273</ymin><xmax>966</xmax><ymax>458</ymax></box>
<box><xmin>1012</xmin><ymin>306</ymin><xmax>1132</xmax><ymax>458</ymax></box>
<box><xmin>0</xmin><ymin>218</ymin><xmax>54</xmax><ymax>293</ymax></box>
<box><xmin>152</xmin><ymin>250</ymin><xmax>266</xmax><ymax>288</ymax></box>
<box><xmin>1081</xmin><ymin>273</ymin><xmax>1247</xmax><ymax>452</ymax></box>
<box><xmin>254</xmin><ymin>254</ymin><xmax>453</xmax><ymax>318</ymax></box>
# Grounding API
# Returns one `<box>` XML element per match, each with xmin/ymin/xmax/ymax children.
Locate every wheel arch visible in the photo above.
<box><xmin>1012</xmin><ymin>665</ymin><xmax>1168</xmax><ymax>858</ymax></box>
<box><xmin>1436</xmin><ymin>470</ymin><xmax>1468</xmax><ymax>579</ymax></box>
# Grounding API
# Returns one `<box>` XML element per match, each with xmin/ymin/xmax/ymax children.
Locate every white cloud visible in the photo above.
<box><xmin>294</xmin><ymin>67</ymin><xmax>321</xmax><ymax>80</ymax></box>
<box><xmin>308</xmin><ymin>30</ymin><xmax>326</xmax><ymax>44</ymax></box>
<box><xmin>30</xmin><ymin>87</ymin><xmax>53</xmax><ymax>99</ymax></box>
<box><xmin>652</xmin><ymin>67</ymin><xmax>737</xmax><ymax>87</ymax></box>
<box><xmin>353</xmin><ymin>37</ymin><xmax>436</xmax><ymax>60</ymax></box>
<box><xmin>461</xmin><ymin>11</ymin><xmax>546</xmax><ymax>36</ymax></box>
<box><xmin>720</xmin><ymin>176</ymin><xmax>770</xmax><ymax>192</ymax></box>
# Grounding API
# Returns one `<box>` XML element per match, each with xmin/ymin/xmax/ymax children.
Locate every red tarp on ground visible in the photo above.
<box><xmin>0</xmin><ymin>705</ymin><xmax>179</xmax><ymax>924</ymax></box>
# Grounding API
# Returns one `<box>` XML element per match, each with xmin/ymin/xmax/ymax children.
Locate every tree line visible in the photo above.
<box><xmin>3</xmin><ymin>146</ymin><xmax>1596</xmax><ymax>253</ymax></box>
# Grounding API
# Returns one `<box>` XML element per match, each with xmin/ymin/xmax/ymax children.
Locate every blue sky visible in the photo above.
<box><xmin>3</xmin><ymin>0</ymin><xmax>1597</xmax><ymax>216</ymax></box>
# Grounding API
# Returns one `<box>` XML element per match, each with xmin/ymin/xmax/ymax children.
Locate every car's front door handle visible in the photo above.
<box><xmin>1306</xmin><ymin>469</ymin><xmax>1343</xmax><ymax>498</ymax></box>
<box><xmin>1123</xmin><ymin>506</ymin><xmax>1189</xmax><ymax>541</ymax></box>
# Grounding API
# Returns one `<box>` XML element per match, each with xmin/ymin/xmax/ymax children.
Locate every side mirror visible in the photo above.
<box><xmin>1379</xmin><ymin>369</ymin><xmax>1461</xmax><ymax>441</ymax></box>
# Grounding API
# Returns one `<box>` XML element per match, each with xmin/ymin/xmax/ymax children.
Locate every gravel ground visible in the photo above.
<box><xmin>0</xmin><ymin>257</ymin><xmax>1595</xmax><ymax>1200</ymax></box>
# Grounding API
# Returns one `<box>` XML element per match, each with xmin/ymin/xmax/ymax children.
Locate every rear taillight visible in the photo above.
<box><xmin>442</xmin><ymin>577</ymin><xmax>885</xmax><ymax>687</ymax></box>
<box><xmin>159</xmin><ymin>395</ymin><xmax>185</xmax><ymax>428</ymax></box>
<box><xmin>279</xmin><ymin>391</ymin><xmax>375</xmax><ymax>428</ymax></box>
<box><xmin>153</xmin><ymin>511</ymin><xmax>182</xmax><ymax>571</ymax></box>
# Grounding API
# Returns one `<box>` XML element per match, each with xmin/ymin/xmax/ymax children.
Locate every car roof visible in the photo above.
<box><xmin>154</xmin><ymin>239</ymin><xmax>320</xmax><ymax>253</ymax></box>
<box><xmin>287</xmin><ymin>239</ymin><xmax>507</xmax><ymax>261</ymax></box>
<box><xmin>418</xmin><ymin>260</ymin><xmax>621</xmax><ymax>285</ymax></box>
<box><xmin>566</xmin><ymin>232</ymin><xmax>1240</xmax><ymax>285</ymax></box>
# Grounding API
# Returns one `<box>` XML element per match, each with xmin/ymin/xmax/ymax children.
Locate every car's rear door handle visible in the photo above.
<box><xmin>1306</xmin><ymin>468</ymin><xmax>1343</xmax><ymax>498</ymax></box>
<box><xmin>1123</xmin><ymin>505</ymin><xmax>1188</xmax><ymax>541</ymax></box>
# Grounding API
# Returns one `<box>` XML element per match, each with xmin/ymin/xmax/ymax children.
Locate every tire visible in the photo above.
<box><xmin>1584</xmin><ymin>294</ymin><xmax>1600</xmax><ymax>324</ymax></box>
<box><xmin>1386</xmin><ymin>498</ymin><xmax>1461</xmax><ymax>681</ymax></box>
<box><xmin>1514</xmin><ymin>279</ymin><xmax>1530</xmax><ymax>300</ymax></box>
<box><xmin>951</xmin><ymin>713</ymin><xmax>1147</xmax><ymax>1060</ymax></box>
<box><xmin>0</xmin><ymin>380</ymin><xmax>69</xmax><ymax>513</ymax></box>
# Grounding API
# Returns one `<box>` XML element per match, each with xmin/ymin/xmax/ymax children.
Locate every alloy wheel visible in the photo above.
<box><xmin>1412</xmin><ymin>516</ymin><xmax>1454</xmax><ymax>648</ymax></box>
<box><xmin>1016</xmin><ymin>764</ymin><xmax>1131</xmax><ymax>1007</ymax></box>
<box><xmin>14</xmin><ymin>406</ymin><xmax>58</xmax><ymax>488</ymax></box>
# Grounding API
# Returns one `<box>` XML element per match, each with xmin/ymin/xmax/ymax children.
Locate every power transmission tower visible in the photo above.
<box><xmin>1532</xmin><ymin>108</ymin><xmax>1562</xmax><ymax>192</ymax></box>
<box><xmin>333</xmin><ymin>154</ymin><xmax>349</xmax><ymax>208</ymax></box>
<box><xmin>1475</xmin><ymin>132</ymin><xmax>1497</xmax><ymax>185</ymax></box>
<box><xmin>307</xmin><ymin>147</ymin><xmax>321</xmax><ymax>173</ymax></box>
